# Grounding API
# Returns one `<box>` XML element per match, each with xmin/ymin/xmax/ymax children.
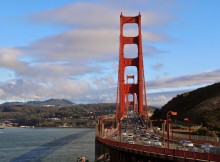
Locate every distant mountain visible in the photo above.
<box><xmin>41</xmin><ymin>99</ymin><xmax>74</xmax><ymax>107</ymax></box>
<box><xmin>151</xmin><ymin>82</ymin><xmax>220</xmax><ymax>130</ymax></box>
<box><xmin>1</xmin><ymin>99</ymin><xmax>75</xmax><ymax>107</ymax></box>
<box><xmin>1</xmin><ymin>102</ymin><xmax>23</xmax><ymax>106</ymax></box>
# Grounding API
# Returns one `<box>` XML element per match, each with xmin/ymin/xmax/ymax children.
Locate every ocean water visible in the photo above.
<box><xmin>0</xmin><ymin>128</ymin><xmax>95</xmax><ymax>162</ymax></box>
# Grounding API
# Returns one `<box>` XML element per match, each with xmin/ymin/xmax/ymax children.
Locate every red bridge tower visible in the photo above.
<box><xmin>116</xmin><ymin>13</ymin><xmax>148</xmax><ymax>121</ymax></box>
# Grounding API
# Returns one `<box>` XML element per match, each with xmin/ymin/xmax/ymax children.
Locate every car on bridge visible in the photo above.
<box><xmin>201</xmin><ymin>143</ymin><xmax>214</xmax><ymax>153</ymax></box>
<box><xmin>201</xmin><ymin>143</ymin><xmax>213</xmax><ymax>149</ymax></box>
<box><xmin>122</xmin><ymin>131</ymin><xmax>127</xmax><ymax>136</ymax></box>
<box><xmin>188</xmin><ymin>146</ymin><xmax>203</xmax><ymax>153</ymax></box>
<box><xmin>127</xmin><ymin>139</ymin><xmax>135</xmax><ymax>144</ymax></box>
<box><xmin>141</xmin><ymin>138</ymin><xmax>151</xmax><ymax>145</ymax></box>
<box><xmin>151</xmin><ymin>139</ymin><xmax>162</xmax><ymax>147</ymax></box>
<box><xmin>127</xmin><ymin>134</ymin><xmax>134</xmax><ymax>138</ymax></box>
<box><xmin>209</xmin><ymin>146</ymin><xmax>220</xmax><ymax>154</ymax></box>
<box><xmin>180</xmin><ymin>140</ymin><xmax>194</xmax><ymax>147</ymax></box>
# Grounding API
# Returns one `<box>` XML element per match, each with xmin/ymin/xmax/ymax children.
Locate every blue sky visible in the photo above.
<box><xmin>0</xmin><ymin>0</ymin><xmax>220</xmax><ymax>107</ymax></box>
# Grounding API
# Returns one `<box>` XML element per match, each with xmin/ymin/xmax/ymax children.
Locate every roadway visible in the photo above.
<box><xmin>108</xmin><ymin>110</ymin><xmax>218</xmax><ymax>154</ymax></box>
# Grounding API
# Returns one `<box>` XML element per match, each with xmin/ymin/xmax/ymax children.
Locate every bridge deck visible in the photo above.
<box><xmin>95</xmin><ymin>111</ymin><xmax>220</xmax><ymax>162</ymax></box>
<box><xmin>96</xmin><ymin>137</ymin><xmax>220</xmax><ymax>162</ymax></box>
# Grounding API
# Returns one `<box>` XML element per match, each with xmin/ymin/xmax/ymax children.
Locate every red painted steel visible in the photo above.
<box><xmin>125</xmin><ymin>75</ymin><xmax>137</xmax><ymax>112</ymax></box>
<box><xmin>117</xmin><ymin>13</ymin><xmax>148</xmax><ymax>121</ymax></box>
<box><xmin>97</xmin><ymin>137</ymin><xmax>220</xmax><ymax>161</ymax></box>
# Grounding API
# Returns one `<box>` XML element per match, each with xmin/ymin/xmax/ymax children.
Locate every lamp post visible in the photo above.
<box><xmin>184</xmin><ymin>117</ymin><xmax>191</xmax><ymax>140</ymax></box>
<box><xmin>172</xmin><ymin>122</ymin><xmax>174</xmax><ymax>139</ymax></box>
<box><xmin>119</xmin><ymin>117</ymin><xmax>123</xmax><ymax>142</ymax></box>
<box><xmin>166</xmin><ymin>111</ymin><xmax>177</xmax><ymax>149</ymax></box>
<box><xmin>162</xmin><ymin>120</ymin><xmax>166</xmax><ymax>145</ymax></box>
<box><xmin>118</xmin><ymin>115</ymin><xmax>122</xmax><ymax>142</ymax></box>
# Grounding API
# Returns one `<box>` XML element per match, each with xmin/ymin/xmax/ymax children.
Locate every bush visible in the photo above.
<box><xmin>192</xmin><ymin>127</ymin><xmax>218</xmax><ymax>137</ymax></box>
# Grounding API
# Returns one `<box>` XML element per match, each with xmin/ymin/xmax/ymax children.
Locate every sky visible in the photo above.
<box><xmin>0</xmin><ymin>0</ymin><xmax>220</xmax><ymax>107</ymax></box>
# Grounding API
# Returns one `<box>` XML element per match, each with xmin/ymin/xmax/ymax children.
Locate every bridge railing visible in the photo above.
<box><xmin>97</xmin><ymin>137</ymin><xmax>220</xmax><ymax>162</ymax></box>
<box><xmin>157</xmin><ymin>130</ymin><xmax>219</xmax><ymax>145</ymax></box>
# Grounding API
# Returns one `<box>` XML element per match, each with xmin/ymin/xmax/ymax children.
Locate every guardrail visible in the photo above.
<box><xmin>157</xmin><ymin>130</ymin><xmax>220</xmax><ymax>146</ymax></box>
<box><xmin>97</xmin><ymin>137</ymin><xmax>220</xmax><ymax>162</ymax></box>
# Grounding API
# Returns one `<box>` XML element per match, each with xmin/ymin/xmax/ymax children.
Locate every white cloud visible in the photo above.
<box><xmin>0</xmin><ymin>78</ymin><xmax>92</xmax><ymax>102</ymax></box>
<box><xmin>151</xmin><ymin>63</ymin><xmax>164</xmax><ymax>71</ymax></box>
<box><xmin>147</xmin><ymin>69</ymin><xmax>220</xmax><ymax>89</ymax></box>
<box><xmin>25</xmin><ymin>1</ymin><xmax>172</xmax><ymax>63</ymax></box>
<box><xmin>0</xmin><ymin>88</ymin><xmax>5</xmax><ymax>98</ymax></box>
<box><xmin>24</xmin><ymin>29</ymin><xmax>119</xmax><ymax>62</ymax></box>
<box><xmin>147</xmin><ymin>89</ymin><xmax>188</xmax><ymax>107</ymax></box>
<box><xmin>148</xmin><ymin>95</ymin><xmax>170</xmax><ymax>108</ymax></box>
<box><xmin>30</xmin><ymin>1</ymin><xmax>175</xmax><ymax>29</ymax></box>
<box><xmin>1</xmin><ymin>69</ymin><xmax>219</xmax><ymax>106</ymax></box>
<box><xmin>0</xmin><ymin>47</ymin><xmax>28</xmax><ymax>73</ymax></box>
<box><xmin>30</xmin><ymin>2</ymin><xmax>119</xmax><ymax>29</ymax></box>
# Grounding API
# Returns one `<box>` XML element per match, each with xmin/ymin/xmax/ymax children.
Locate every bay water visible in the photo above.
<box><xmin>0</xmin><ymin>128</ymin><xmax>95</xmax><ymax>162</ymax></box>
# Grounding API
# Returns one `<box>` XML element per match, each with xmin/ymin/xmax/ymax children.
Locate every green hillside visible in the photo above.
<box><xmin>151</xmin><ymin>82</ymin><xmax>220</xmax><ymax>132</ymax></box>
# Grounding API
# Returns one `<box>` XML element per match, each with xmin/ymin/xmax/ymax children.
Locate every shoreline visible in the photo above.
<box><xmin>3</xmin><ymin>126</ymin><xmax>95</xmax><ymax>129</ymax></box>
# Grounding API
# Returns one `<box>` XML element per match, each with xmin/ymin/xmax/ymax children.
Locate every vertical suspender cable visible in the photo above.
<box><xmin>142</xmin><ymin>60</ymin><xmax>149</xmax><ymax>120</ymax></box>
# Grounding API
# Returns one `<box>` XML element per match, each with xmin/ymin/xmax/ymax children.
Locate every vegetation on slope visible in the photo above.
<box><xmin>0</xmin><ymin>103</ymin><xmax>116</xmax><ymax>127</ymax></box>
<box><xmin>0</xmin><ymin>102</ymin><xmax>156</xmax><ymax>128</ymax></box>
<box><xmin>151</xmin><ymin>82</ymin><xmax>220</xmax><ymax>135</ymax></box>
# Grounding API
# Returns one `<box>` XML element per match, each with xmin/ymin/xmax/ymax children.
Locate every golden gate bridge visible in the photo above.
<box><xmin>95</xmin><ymin>13</ymin><xmax>220</xmax><ymax>162</ymax></box>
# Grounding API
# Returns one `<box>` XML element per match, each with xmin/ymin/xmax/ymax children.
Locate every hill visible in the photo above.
<box><xmin>1</xmin><ymin>99</ymin><xmax>75</xmax><ymax>107</ymax></box>
<box><xmin>151</xmin><ymin>82</ymin><xmax>220</xmax><ymax>131</ymax></box>
<box><xmin>0</xmin><ymin>103</ymin><xmax>116</xmax><ymax>127</ymax></box>
<box><xmin>0</xmin><ymin>100</ymin><xmax>157</xmax><ymax>128</ymax></box>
